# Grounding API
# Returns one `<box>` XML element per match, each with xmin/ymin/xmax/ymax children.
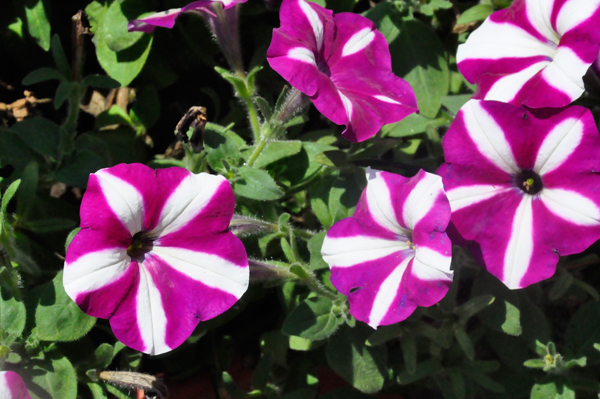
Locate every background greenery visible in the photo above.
<box><xmin>1</xmin><ymin>0</ymin><xmax>600</xmax><ymax>398</ymax></box>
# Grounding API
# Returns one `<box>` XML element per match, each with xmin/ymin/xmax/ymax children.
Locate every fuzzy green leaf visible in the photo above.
<box><xmin>35</xmin><ymin>271</ymin><xmax>96</xmax><ymax>341</ymax></box>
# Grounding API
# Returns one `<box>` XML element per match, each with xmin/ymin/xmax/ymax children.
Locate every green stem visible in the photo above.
<box><xmin>298</xmin><ymin>264</ymin><xmax>338</xmax><ymax>301</ymax></box>
<box><xmin>243</xmin><ymin>92</ymin><xmax>261</xmax><ymax>142</ymax></box>
<box><xmin>285</xmin><ymin>166</ymin><xmax>335</xmax><ymax>196</ymax></box>
<box><xmin>246</xmin><ymin>129</ymin><xmax>270</xmax><ymax>167</ymax></box>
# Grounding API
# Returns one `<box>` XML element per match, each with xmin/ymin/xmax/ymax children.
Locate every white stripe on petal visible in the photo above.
<box><xmin>95</xmin><ymin>170</ymin><xmax>144</xmax><ymax>235</ymax></box>
<box><xmin>402</xmin><ymin>172</ymin><xmax>444</xmax><ymax>230</ymax></box>
<box><xmin>368</xmin><ymin>257</ymin><xmax>411</xmax><ymax>328</ymax></box>
<box><xmin>462</xmin><ymin>101</ymin><xmax>519</xmax><ymax>175</ymax></box>
<box><xmin>503</xmin><ymin>196</ymin><xmax>534</xmax><ymax>289</ymax></box>
<box><xmin>365</xmin><ymin>169</ymin><xmax>410</xmax><ymax>235</ymax></box>
<box><xmin>64</xmin><ymin>249</ymin><xmax>130</xmax><ymax>298</ymax></box>
<box><xmin>287</xmin><ymin>47</ymin><xmax>317</xmax><ymax>66</ymax></box>
<box><xmin>457</xmin><ymin>21</ymin><xmax>556</xmax><ymax>62</ymax></box>
<box><xmin>447</xmin><ymin>185</ymin><xmax>511</xmax><ymax>212</ymax></box>
<box><xmin>484</xmin><ymin>61</ymin><xmax>547</xmax><ymax>103</ymax></box>
<box><xmin>413</xmin><ymin>246</ymin><xmax>453</xmax><ymax>281</ymax></box>
<box><xmin>541</xmin><ymin>47</ymin><xmax>587</xmax><ymax>99</ymax></box>
<box><xmin>298</xmin><ymin>0</ymin><xmax>324</xmax><ymax>51</ymax></box>
<box><xmin>150</xmin><ymin>246</ymin><xmax>248</xmax><ymax>298</ymax></box>
<box><xmin>534</xmin><ymin>117</ymin><xmax>583</xmax><ymax>175</ymax></box>
<box><xmin>525</xmin><ymin>0</ymin><xmax>559</xmax><ymax>44</ymax></box>
<box><xmin>556</xmin><ymin>0</ymin><xmax>600</xmax><ymax>35</ymax></box>
<box><xmin>153</xmin><ymin>173</ymin><xmax>226</xmax><ymax>237</ymax></box>
<box><xmin>322</xmin><ymin>236</ymin><xmax>410</xmax><ymax>268</ymax></box>
<box><xmin>373</xmin><ymin>95</ymin><xmax>401</xmax><ymax>105</ymax></box>
<box><xmin>338</xmin><ymin>90</ymin><xmax>353</xmax><ymax>121</ymax></box>
<box><xmin>341</xmin><ymin>28</ymin><xmax>375</xmax><ymax>57</ymax></box>
<box><xmin>137</xmin><ymin>265</ymin><xmax>169</xmax><ymax>355</ymax></box>
<box><xmin>541</xmin><ymin>188</ymin><xmax>600</xmax><ymax>226</ymax></box>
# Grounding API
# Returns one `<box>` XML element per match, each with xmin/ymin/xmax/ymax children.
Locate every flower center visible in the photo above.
<box><xmin>127</xmin><ymin>232</ymin><xmax>154</xmax><ymax>262</ymax></box>
<box><xmin>516</xmin><ymin>169</ymin><xmax>543</xmax><ymax>195</ymax></box>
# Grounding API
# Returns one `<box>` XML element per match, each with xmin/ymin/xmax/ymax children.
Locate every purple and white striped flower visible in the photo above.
<box><xmin>438</xmin><ymin>100</ymin><xmax>600</xmax><ymax>289</ymax></box>
<box><xmin>128</xmin><ymin>0</ymin><xmax>246</xmax><ymax>33</ymax></box>
<box><xmin>0</xmin><ymin>371</ymin><xmax>31</xmax><ymax>399</ymax></box>
<box><xmin>63</xmin><ymin>164</ymin><xmax>248</xmax><ymax>355</ymax></box>
<box><xmin>267</xmin><ymin>0</ymin><xmax>418</xmax><ymax>143</ymax></box>
<box><xmin>457</xmin><ymin>0</ymin><xmax>600</xmax><ymax>108</ymax></box>
<box><xmin>321</xmin><ymin>169</ymin><xmax>453</xmax><ymax>327</ymax></box>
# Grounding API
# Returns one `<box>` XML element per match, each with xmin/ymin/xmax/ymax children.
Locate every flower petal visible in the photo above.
<box><xmin>64</xmin><ymin>247</ymin><xmax>135</xmax><ymax>319</ymax></box>
<box><xmin>152</xmin><ymin>172</ymin><xmax>232</xmax><ymax>237</ymax></box>
<box><xmin>323</xmin><ymin>169</ymin><xmax>452</xmax><ymax>327</ymax></box>
<box><xmin>456</xmin><ymin>100</ymin><xmax>519</xmax><ymax>174</ymax></box>
<box><xmin>266</xmin><ymin>0</ymin><xmax>335</xmax><ymax>96</ymax></box>
<box><xmin>0</xmin><ymin>371</ymin><xmax>31</xmax><ymax>399</ymax></box>
<box><xmin>128</xmin><ymin>0</ymin><xmax>247</xmax><ymax>32</ymax></box>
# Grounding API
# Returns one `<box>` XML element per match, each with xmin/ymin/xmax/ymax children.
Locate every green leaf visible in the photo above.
<box><xmin>95</xmin><ymin>105</ymin><xmax>134</xmax><ymax>129</ymax></box>
<box><xmin>234</xmin><ymin>167</ymin><xmax>284</xmax><ymax>200</ymax></box>
<box><xmin>400</xmin><ymin>331</ymin><xmax>417</xmax><ymax>375</ymax></box>
<box><xmin>87</xmin><ymin>382</ymin><xmax>108</xmax><ymax>399</ymax></box>
<box><xmin>472</xmin><ymin>271</ymin><xmax>522</xmax><ymax>336</ymax></box>
<box><xmin>0</xmin><ymin>287</ymin><xmax>26</xmax><ymax>345</ymax></box>
<box><xmin>397</xmin><ymin>359</ymin><xmax>442</xmax><ymax>385</ymax></box>
<box><xmin>16</xmin><ymin>161</ymin><xmax>38</xmax><ymax>220</ymax></box>
<box><xmin>326</xmin><ymin>324</ymin><xmax>387</xmax><ymax>394</ymax></box>
<box><xmin>566</xmin><ymin>302</ymin><xmax>600</xmax><ymax>363</ymax></box>
<box><xmin>21</xmin><ymin>218</ymin><xmax>77</xmax><ymax>234</ymax></box>
<box><xmin>82</xmin><ymin>74</ymin><xmax>121</xmax><ymax>89</ymax></box>
<box><xmin>204</xmin><ymin>127</ymin><xmax>241</xmax><ymax>174</ymax></box>
<box><xmin>22</xmin><ymin>0</ymin><xmax>51</xmax><ymax>51</ymax></box>
<box><xmin>0</xmin><ymin>129</ymin><xmax>40</xmax><ymax>184</ymax></box>
<box><xmin>130</xmin><ymin>85</ymin><xmax>160</xmax><ymax>130</ymax></box>
<box><xmin>252</xmin><ymin>352</ymin><xmax>273</xmax><ymax>391</ymax></box>
<box><xmin>54</xmin><ymin>81</ymin><xmax>76</xmax><ymax>109</ymax></box>
<box><xmin>308</xmin><ymin>232</ymin><xmax>328</xmax><ymax>270</ymax></box>
<box><xmin>255</xmin><ymin>96</ymin><xmax>273</xmax><ymax>121</ymax></box>
<box><xmin>314</xmin><ymin>151</ymin><xmax>347</xmax><ymax>167</ymax></box>
<box><xmin>441</xmin><ymin>94</ymin><xmax>473</xmax><ymax>115</ymax></box>
<box><xmin>55</xmin><ymin>149</ymin><xmax>105</xmax><ymax>188</ymax></box>
<box><xmin>283</xmin><ymin>296</ymin><xmax>338</xmax><ymax>341</ymax></box>
<box><xmin>1</xmin><ymin>180</ymin><xmax>21</xmax><ymax>222</ymax></box>
<box><xmin>11</xmin><ymin>117</ymin><xmax>61</xmax><ymax>158</ymax></box>
<box><xmin>462</xmin><ymin>369</ymin><xmax>505</xmax><ymax>393</ymax></box>
<box><xmin>91</xmin><ymin>343</ymin><xmax>115</xmax><ymax>369</ymax></box>
<box><xmin>35</xmin><ymin>271</ymin><xmax>96</xmax><ymax>342</ymax></box>
<box><xmin>367</xmin><ymin>7</ymin><xmax>448</xmax><ymax>118</ymax></box>
<box><xmin>252</xmin><ymin>141</ymin><xmax>303</xmax><ymax>169</ymax></box>
<box><xmin>456</xmin><ymin>4</ymin><xmax>494</xmax><ymax>25</ymax></box>
<box><xmin>64</xmin><ymin>228</ymin><xmax>80</xmax><ymax>252</ymax></box>
<box><xmin>22</xmin><ymin>68</ymin><xmax>65</xmax><ymax>85</ymax></box>
<box><xmin>95</xmin><ymin>31</ymin><xmax>153</xmax><ymax>87</ymax></box>
<box><xmin>523</xmin><ymin>359</ymin><xmax>546</xmax><ymax>369</ymax></box>
<box><xmin>29</xmin><ymin>352</ymin><xmax>77</xmax><ymax>399</ymax></box>
<box><xmin>531</xmin><ymin>381</ymin><xmax>575</xmax><ymax>399</ymax></box>
<box><xmin>366</xmin><ymin>324</ymin><xmax>402</xmax><ymax>347</ymax></box>
<box><xmin>102</xmin><ymin>0</ymin><xmax>145</xmax><ymax>52</ymax></box>
<box><xmin>51</xmin><ymin>34</ymin><xmax>72</xmax><ymax>79</ymax></box>
<box><xmin>455</xmin><ymin>295</ymin><xmax>494</xmax><ymax>321</ymax></box>
<box><xmin>447</xmin><ymin>368</ymin><xmax>465</xmax><ymax>399</ymax></box>
<box><xmin>453</xmin><ymin>323</ymin><xmax>475</xmax><ymax>360</ymax></box>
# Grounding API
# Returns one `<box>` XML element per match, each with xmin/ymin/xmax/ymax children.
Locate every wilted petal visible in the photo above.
<box><xmin>0</xmin><ymin>371</ymin><xmax>31</xmax><ymax>399</ymax></box>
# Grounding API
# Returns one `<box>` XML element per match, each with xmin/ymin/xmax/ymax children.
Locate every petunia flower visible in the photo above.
<box><xmin>267</xmin><ymin>0</ymin><xmax>418</xmax><ymax>143</ymax></box>
<box><xmin>457</xmin><ymin>0</ymin><xmax>600</xmax><ymax>108</ymax></box>
<box><xmin>438</xmin><ymin>100</ymin><xmax>600</xmax><ymax>289</ymax></box>
<box><xmin>0</xmin><ymin>371</ymin><xmax>31</xmax><ymax>399</ymax></box>
<box><xmin>127</xmin><ymin>0</ymin><xmax>246</xmax><ymax>33</ymax></box>
<box><xmin>63</xmin><ymin>164</ymin><xmax>248</xmax><ymax>355</ymax></box>
<box><xmin>321</xmin><ymin>169</ymin><xmax>453</xmax><ymax>327</ymax></box>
